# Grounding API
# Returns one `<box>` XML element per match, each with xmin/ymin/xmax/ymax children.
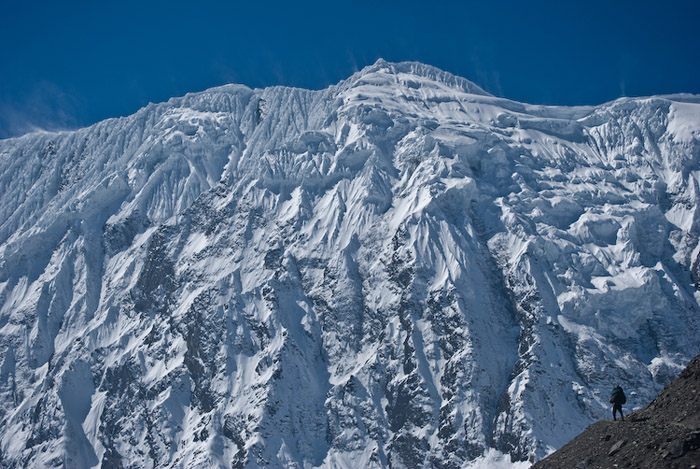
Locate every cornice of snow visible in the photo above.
<box><xmin>2</xmin><ymin>60</ymin><xmax>699</xmax><ymax>144</ymax></box>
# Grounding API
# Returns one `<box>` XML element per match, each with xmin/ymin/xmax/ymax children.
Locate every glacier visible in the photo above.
<box><xmin>0</xmin><ymin>59</ymin><xmax>699</xmax><ymax>468</ymax></box>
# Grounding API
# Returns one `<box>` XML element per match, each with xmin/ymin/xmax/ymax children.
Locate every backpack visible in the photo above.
<box><xmin>610</xmin><ymin>386</ymin><xmax>626</xmax><ymax>404</ymax></box>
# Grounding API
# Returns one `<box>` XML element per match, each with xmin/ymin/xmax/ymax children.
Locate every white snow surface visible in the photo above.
<box><xmin>0</xmin><ymin>59</ymin><xmax>699</xmax><ymax>468</ymax></box>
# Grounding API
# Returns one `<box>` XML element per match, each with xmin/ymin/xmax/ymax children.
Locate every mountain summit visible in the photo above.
<box><xmin>341</xmin><ymin>58</ymin><xmax>492</xmax><ymax>96</ymax></box>
<box><xmin>0</xmin><ymin>61</ymin><xmax>699</xmax><ymax>468</ymax></box>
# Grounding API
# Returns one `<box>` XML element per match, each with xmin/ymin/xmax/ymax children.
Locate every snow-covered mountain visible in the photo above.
<box><xmin>1</xmin><ymin>59</ymin><xmax>699</xmax><ymax>468</ymax></box>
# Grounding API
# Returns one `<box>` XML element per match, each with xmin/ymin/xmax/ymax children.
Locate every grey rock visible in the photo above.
<box><xmin>667</xmin><ymin>439</ymin><xmax>685</xmax><ymax>458</ymax></box>
<box><xmin>608</xmin><ymin>439</ymin><xmax>626</xmax><ymax>457</ymax></box>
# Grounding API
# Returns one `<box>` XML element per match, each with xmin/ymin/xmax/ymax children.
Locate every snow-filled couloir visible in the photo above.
<box><xmin>1</xmin><ymin>59</ymin><xmax>700</xmax><ymax>468</ymax></box>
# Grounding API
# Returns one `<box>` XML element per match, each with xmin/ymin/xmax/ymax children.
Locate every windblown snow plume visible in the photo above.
<box><xmin>1</xmin><ymin>60</ymin><xmax>699</xmax><ymax>468</ymax></box>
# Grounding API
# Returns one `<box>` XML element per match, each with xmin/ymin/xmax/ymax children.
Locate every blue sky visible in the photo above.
<box><xmin>1</xmin><ymin>0</ymin><xmax>699</xmax><ymax>138</ymax></box>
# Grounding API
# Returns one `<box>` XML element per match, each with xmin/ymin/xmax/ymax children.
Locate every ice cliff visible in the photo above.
<box><xmin>1</xmin><ymin>59</ymin><xmax>699</xmax><ymax>468</ymax></box>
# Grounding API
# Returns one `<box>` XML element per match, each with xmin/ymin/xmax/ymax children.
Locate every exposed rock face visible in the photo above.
<box><xmin>0</xmin><ymin>60</ymin><xmax>699</xmax><ymax>467</ymax></box>
<box><xmin>534</xmin><ymin>354</ymin><xmax>700</xmax><ymax>468</ymax></box>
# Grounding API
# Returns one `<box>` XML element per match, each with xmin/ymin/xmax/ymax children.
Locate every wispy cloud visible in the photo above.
<box><xmin>619</xmin><ymin>79</ymin><xmax>627</xmax><ymax>98</ymax></box>
<box><xmin>0</xmin><ymin>81</ymin><xmax>85</xmax><ymax>139</ymax></box>
<box><xmin>470</xmin><ymin>53</ymin><xmax>503</xmax><ymax>98</ymax></box>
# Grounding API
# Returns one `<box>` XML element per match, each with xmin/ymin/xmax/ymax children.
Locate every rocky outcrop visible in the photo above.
<box><xmin>534</xmin><ymin>354</ymin><xmax>700</xmax><ymax>468</ymax></box>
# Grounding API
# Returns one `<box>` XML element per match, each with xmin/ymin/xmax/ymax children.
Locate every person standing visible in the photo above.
<box><xmin>610</xmin><ymin>385</ymin><xmax>626</xmax><ymax>421</ymax></box>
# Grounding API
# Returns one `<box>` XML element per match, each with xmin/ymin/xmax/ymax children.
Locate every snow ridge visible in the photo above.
<box><xmin>0</xmin><ymin>60</ymin><xmax>699</xmax><ymax>468</ymax></box>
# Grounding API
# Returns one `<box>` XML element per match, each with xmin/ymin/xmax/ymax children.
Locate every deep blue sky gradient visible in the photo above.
<box><xmin>1</xmin><ymin>0</ymin><xmax>699</xmax><ymax>138</ymax></box>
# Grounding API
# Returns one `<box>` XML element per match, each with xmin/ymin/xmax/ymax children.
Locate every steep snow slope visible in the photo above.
<box><xmin>0</xmin><ymin>59</ymin><xmax>699</xmax><ymax>468</ymax></box>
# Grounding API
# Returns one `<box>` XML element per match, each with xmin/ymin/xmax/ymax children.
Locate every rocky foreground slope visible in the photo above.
<box><xmin>534</xmin><ymin>353</ymin><xmax>700</xmax><ymax>468</ymax></box>
<box><xmin>1</xmin><ymin>60</ymin><xmax>700</xmax><ymax>467</ymax></box>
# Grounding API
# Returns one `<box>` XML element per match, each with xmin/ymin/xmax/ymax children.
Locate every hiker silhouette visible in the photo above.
<box><xmin>610</xmin><ymin>385</ymin><xmax>626</xmax><ymax>421</ymax></box>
